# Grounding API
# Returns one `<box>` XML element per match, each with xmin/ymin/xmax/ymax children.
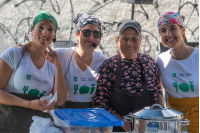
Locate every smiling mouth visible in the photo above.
<box><xmin>167</xmin><ymin>38</ymin><xmax>175</xmax><ymax>42</ymax></box>
<box><xmin>126</xmin><ymin>48</ymin><xmax>135</xmax><ymax>50</ymax></box>
<box><xmin>40</xmin><ymin>37</ymin><xmax>48</xmax><ymax>41</ymax></box>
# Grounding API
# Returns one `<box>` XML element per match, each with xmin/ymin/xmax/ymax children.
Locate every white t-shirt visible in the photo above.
<box><xmin>157</xmin><ymin>48</ymin><xmax>199</xmax><ymax>98</ymax></box>
<box><xmin>0</xmin><ymin>47</ymin><xmax>55</xmax><ymax>97</ymax></box>
<box><xmin>57</xmin><ymin>47</ymin><xmax>106</xmax><ymax>102</ymax></box>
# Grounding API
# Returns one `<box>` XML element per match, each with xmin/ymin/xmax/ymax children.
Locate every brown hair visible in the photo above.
<box><xmin>15</xmin><ymin>43</ymin><xmax>29</xmax><ymax>56</ymax></box>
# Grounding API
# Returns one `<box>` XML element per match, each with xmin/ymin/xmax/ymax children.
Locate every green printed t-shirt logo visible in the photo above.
<box><xmin>172</xmin><ymin>73</ymin><xmax>194</xmax><ymax>93</ymax></box>
<box><xmin>23</xmin><ymin>86</ymin><xmax>47</xmax><ymax>97</ymax></box>
<box><xmin>74</xmin><ymin>84</ymin><xmax>95</xmax><ymax>94</ymax></box>
<box><xmin>28</xmin><ymin>88</ymin><xmax>47</xmax><ymax>97</ymax></box>
<box><xmin>26</xmin><ymin>75</ymin><xmax>31</xmax><ymax>80</ymax></box>
<box><xmin>74</xmin><ymin>77</ymin><xmax>78</xmax><ymax>82</ymax></box>
<box><xmin>173</xmin><ymin>81</ymin><xmax>194</xmax><ymax>93</ymax></box>
<box><xmin>23</xmin><ymin>86</ymin><xmax>29</xmax><ymax>94</ymax></box>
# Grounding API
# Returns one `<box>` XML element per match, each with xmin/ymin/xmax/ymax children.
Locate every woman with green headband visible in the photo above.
<box><xmin>157</xmin><ymin>12</ymin><xmax>199</xmax><ymax>133</ymax></box>
<box><xmin>0</xmin><ymin>10</ymin><xmax>66</xmax><ymax>132</ymax></box>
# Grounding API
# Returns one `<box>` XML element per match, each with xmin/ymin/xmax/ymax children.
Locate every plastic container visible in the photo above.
<box><xmin>51</xmin><ymin>108</ymin><xmax>124</xmax><ymax>133</ymax></box>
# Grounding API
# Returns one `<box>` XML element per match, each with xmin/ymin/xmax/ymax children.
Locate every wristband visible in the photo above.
<box><xmin>29</xmin><ymin>100</ymin><xmax>32</xmax><ymax>109</ymax></box>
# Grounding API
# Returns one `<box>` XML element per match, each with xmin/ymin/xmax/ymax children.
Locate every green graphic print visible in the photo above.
<box><xmin>179</xmin><ymin>82</ymin><xmax>189</xmax><ymax>92</ymax></box>
<box><xmin>79</xmin><ymin>85</ymin><xmax>90</xmax><ymax>94</ymax></box>
<box><xmin>73</xmin><ymin>84</ymin><xmax>96</xmax><ymax>94</ymax></box>
<box><xmin>90</xmin><ymin>84</ymin><xmax>95</xmax><ymax>94</ymax></box>
<box><xmin>22</xmin><ymin>86</ymin><xmax>46</xmax><ymax>97</ymax></box>
<box><xmin>26</xmin><ymin>75</ymin><xmax>31</xmax><ymax>80</ymax></box>
<box><xmin>172</xmin><ymin>72</ymin><xmax>194</xmax><ymax>93</ymax></box>
<box><xmin>24</xmin><ymin>75</ymin><xmax>47</xmax><ymax>97</ymax></box>
<box><xmin>173</xmin><ymin>82</ymin><xmax>178</xmax><ymax>92</ymax></box>
<box><xmin>173</xmin><ymin>81</ymin><xmax>194</xmax><ymax>93</ymax></box>
<box><xmin>40</xmin><ymin>91</ymin><xmax>47</xmax><ymax>97</ymax></box>
<box><xmin>28</xmin><ymin>88</ymin><xmax>40</xmax><ymax>96</ymax></box>
<box><xmin>74</xmin><ymin>77</ymin><xmax>78</xmax><ymax>82</ymax></box>
<box><xmin>74</xmin><ymin>84</ymin><xmax>78</xmax><ymax>94</ymax></box>
<box><xmin>189</xmin><ymin>81</ymin><xmax>194</xmax><ymax>92</ymax></box>
<box><xmin>23</xmin><ymin>86</ymin><xmax>29</xmax><ymax>94</ymax></box>
<box><xmin>172</xmin><ymin>73</ymin><xmax>176</xmax><ymax>77</ymax></box>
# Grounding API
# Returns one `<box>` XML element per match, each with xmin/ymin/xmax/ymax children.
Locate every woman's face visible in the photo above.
<box><xmin>76</xmin><ymin>24</ymin><xmax>101</xmax><ymax>51</ymax></box>
<box><xmin>31</xmin><ymin>20</ymin><xmax>55</xmax><ymax>48</ymax></box>
<box><xmin>117</xmin><ymin>28</ymin><xmax>141</xmax><ymax>59</ymax></box>
<box><xmin>159</xmin><ymin>23</ymin><xmax>185</xmax><ymax>48</ymax></box>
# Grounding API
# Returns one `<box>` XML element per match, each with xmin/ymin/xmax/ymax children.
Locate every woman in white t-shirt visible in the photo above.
<box><xmin>156</xmin><ymin>12</ymin><xmax>199</xmax><ymax>133</ymax></box>
<box><xmin>0</xmin><ymin>10</ymin><xmax>66</xmax><ymax>132</ymax></box>
<box><xmin>56</xmin><ymin>13</ymin><xmax>106</xmax><ymax>108</ymax></box>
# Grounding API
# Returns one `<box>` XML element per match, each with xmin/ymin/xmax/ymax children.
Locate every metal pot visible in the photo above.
<box><xmin>123</xmin><ymin>104</ymin><xmax>189</xmax><ymax>133</ymax></box>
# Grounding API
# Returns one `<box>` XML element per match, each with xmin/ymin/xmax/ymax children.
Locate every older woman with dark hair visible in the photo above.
<box><xmin>93</xmin><ymin>19</ymin><xmax>163</xmax><ymax>132</ymax></box>
<box><xmin>156</xmin><ymin>12</ymin><xmax>199</xmax><ymax>133</ymax></box>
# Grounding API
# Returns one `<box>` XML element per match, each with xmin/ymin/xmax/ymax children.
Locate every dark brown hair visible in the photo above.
<box><xmin>15</xmin><ymin>43</ymin><xmax>29</xmax><ymax>56</ymax></box>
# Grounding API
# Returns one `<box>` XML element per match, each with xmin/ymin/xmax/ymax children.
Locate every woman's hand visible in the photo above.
<box><xmin>29</xmin><ymin>99</ymin><xmax>55</xmax><ymax>111</ymax></box>
<box><xmin>43</xmin><ymin>45</ymin><xmax>62</xmax><ymax>68</ymax></box>
<box><xmin>43</xmin><ymin>43</ymin><xmax>67</xmax><ymax>106</ymax></box>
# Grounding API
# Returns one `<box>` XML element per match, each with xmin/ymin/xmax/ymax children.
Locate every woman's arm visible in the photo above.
<box><xmin>52</xmin><ymin>65</ymin><xmax>67</xmax><ymax>106</ymax></box>
<box><xmin>45</xmin><ymin>46</ymin><xmax>67</xmax><ymax>106</ymax></box>
<box><xmin>0</xmin><ymin>59</ymin><xmax>55</xmax><ymax>111</ymax></box>
<box><xmin>0</xmin><ymin>58</ymin><xmax>28</xmax><ymax>107</ymax></box>
<box><xmin>113</xmin><ymin>112</ymin><xmax>131</xmax><ymax>132</ymax></box>
<box><xmin>0</xmin><ymin>58</ymin><xmax>12</xmax><ymax>91</ymax></box>
<box><xmin>156</xmin><ymin>67</ymin><xmax>163</xmax><ymax>105</ymax></box>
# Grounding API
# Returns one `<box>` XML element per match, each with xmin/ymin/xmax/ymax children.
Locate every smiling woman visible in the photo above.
<box><xmin>116</xmin><ymin>27</ymin><xmax>141</xmax><ymax>59</ymax></box>
<box><xmin>159</xmin><ymin>23</ymin><xmax>185</xmax><ymax>49</ymax></box>
<box><xmin>55</xmin><ymin>13</ymin><xmax>106</xmax><ymax>109</ymax></box>
<box><xmin>0</xmin><ymin>10</ymin><xmax>67</xmax><ymax>133</ymax></box>
<box><xmin>93</xmin><ymin>19</ymin><xmax>163</xmax><ymax>132</ymax></box>
<box><xmin>30</xmin><ymin>20</ymin><xmax>55</xmax><ymax>48</ymax></box>
<box><xmin>156</xmin><ymin>12</ymin><xmax>199</xmax><ymax>133</ymax></box>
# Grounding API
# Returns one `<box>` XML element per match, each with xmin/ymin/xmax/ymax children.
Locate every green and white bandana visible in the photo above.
<box><xmin>30</xmin><ymin>10</ymin><xmax>58</xmax><ymax>32</ymax></box>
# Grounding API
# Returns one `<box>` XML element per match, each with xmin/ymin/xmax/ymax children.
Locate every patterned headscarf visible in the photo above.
<box><xmin>73</xmin><ymin>13</ymin><xmax>101</xmax><ymax>31</ymax></box>
<box><xmin>30</xmin><ymin>10</ymin><xmax>58</xmax><ymax>32</ymax></box>
<box><xmin>157</xmin><ymin>12</ymin><xmax>185</xmax><ymax>30</ymax></box>
<box><xmin>158</xmin><ymin>12</ymin><xmax>188</xmax><ymax>45</ymax></box>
